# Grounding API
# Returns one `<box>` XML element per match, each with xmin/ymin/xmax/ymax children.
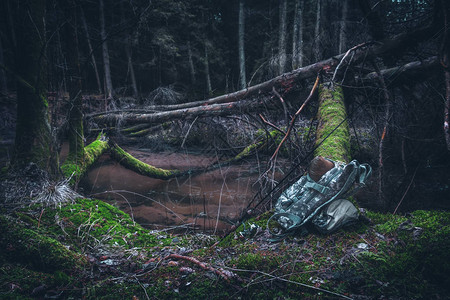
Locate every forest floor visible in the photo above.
<box><xmin>1</xmin><ymin>196</ymin><xmax>449</xmax><ymax>299</ymax></box>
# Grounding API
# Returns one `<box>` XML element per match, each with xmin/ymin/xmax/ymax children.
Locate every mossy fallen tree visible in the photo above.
<box><xmin>109</xmin><ymin>142</ymin><xmax>184</xmax><ymax>180</ymax></box>
<box><xmin>314</xmin><ymin>84</ymin><xmax>351</xmax><ymax>163</ymax></box>
<box><xmin>60</xmin><ymin>133</ymin><xmax>109</xmax><ymax>184</ymax></box>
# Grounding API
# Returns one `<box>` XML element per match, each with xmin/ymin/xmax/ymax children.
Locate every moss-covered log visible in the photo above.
<box><xmin>314</xmin><ymin>84</ymin><xmax>351</xmax><ymax>163</ymax></box>
<box><xmin>109</xmin><ymin>143</ymin><xmax>183</xmax><ymax>180</ymax></box>
<box><xmin>60</xmin><ymin>134</ymin><xmax>109</xmax><ymax>183</ymax></box>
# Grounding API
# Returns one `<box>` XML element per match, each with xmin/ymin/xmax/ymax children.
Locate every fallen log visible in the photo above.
<box><xmin>314</xmin><ymin>84</ymin><xmax>351</xmax><ymax>163</ymax></box>
<box><xmin>91</xmin><ymin>96</ymin><xmax>277</xmax><ymax>126</ymax></box>
<box><xmin>109</xmin><ymin>143</ymin><xmax>184</xmax><ymax>180</ymax></box>
<box><xmin>60</xmin><ymin>133</ymin><xmax>109</xmax><ymax>184</ymax></box>
<box><xmin>362</xmin><ymin>56</ymin><xmax>438</xmax><ymax>84</ymax></box>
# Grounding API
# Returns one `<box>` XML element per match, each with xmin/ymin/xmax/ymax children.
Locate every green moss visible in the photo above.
<box><xmin>38</xmin><ymin>198</ymin><xmax>171</xmax><ymax>249</ymax></box>
<box><xmin>110</xmin><ymin>143</ymin><xmax>181</xmax><ymax>179</ymax></box>
<box><xmin>0</xmin><ymin>215</ymin><xmax>84</xmax><ymax>272</ymax></box>
<box><xmin>314</xmin><ymin>84</ymin><xmax>351</xmax><ymax>163</ymax></box>
<box><xmin>61</xmin><ymin>133</ymin><xmax>109</xmax><ymax>184</ymax></box>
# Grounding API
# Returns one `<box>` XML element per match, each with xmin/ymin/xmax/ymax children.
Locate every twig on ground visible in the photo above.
<box><xmin>166</xmin><ymin>253</ymin><xmax>235</xmax><ymax>282</ymax></box>
<box><xmin>259</xmin><ymin>114</ymin><xmax>286</xmax><ymax>135</ymax></box>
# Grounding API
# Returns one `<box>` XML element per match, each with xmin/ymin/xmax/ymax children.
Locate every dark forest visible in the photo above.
<box><xmin>0</xmin><ymin>0</ymin><xmax>449</xmax><ymax>299</ymax></box>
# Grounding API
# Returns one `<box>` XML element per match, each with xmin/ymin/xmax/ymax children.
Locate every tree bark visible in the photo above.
<box><xmin>362</xmin><ymin>56</ymin><xmax>438</xmax><ymax>84</ymax></box>
<box><xmin>91</xmin><ymin>95</ymin><xmax>276</xmax><ymax>126</ymax></box>
<box><xmin>99</xmin><ymin>0</ymin><xmax>114</xmax><ymax>99</ymax></box>
<box><xmin>338</xmin><ymin>0</ymin><xmax>348</xmax><ymax>54</ymax></box>
<box><xmin>204</xmin><ymin>42</ymin><xmax>212</xmax><ymax>96</ymax></box>
<box><xmin>126</xmin><ymin>40</ymin><xmax>139</xmax><ymax>98</ymax></box>
<box><xmin>63</xmin><ymin>0</ymin><xmax>85</xmax><ymax>163</ymax></box>
<box><xmin>80</xmin><ymin>7</ymin><xmax>102</xmax><ymax>94</ymax></box>
<box><xmin>0</xmin><ymin>36</ymin><xmax>7</xmax><ymax>94</ymax></box>
<box><xmin>187</xmin><ymin>41</ymin><xmax>196</xmax><ymax>85</ymax></box>
<box><xmin>313</xmin><ymin>0</ymin><xmax>322</xmax><ymax>62</ymax></box>
<box><xmin>278</xmin><ymin>0</ymin><xmax>287</xmax><ymax>74</ymax></box>
<box><xmin>238</xmin><ymin>0</ymin><xmax>246</xmax><ymax>89</ymax></box>
<box><xmin>13</xmin><ymin>0</ymin><xmax>59</xmax><ymax>175</ymax></box>
<box><xmin>440</xmin><ymin>0</ymin><xmax>450</xmax><ymax>151</ymax></box>
<box><xmin>292</xmin><ymin>0</ymin><xmax>304</xmax><ymax>69</ymax></box>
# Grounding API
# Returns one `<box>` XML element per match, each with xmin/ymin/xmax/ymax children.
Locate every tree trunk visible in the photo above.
<box><xmin>99</xmin><ymin>0</ymin><xmax>113</xmax><ymax>99</ymax></box>
<box><xmin>63</xmin><ymin>0</ymin><xmax>84</xmax><ymax>163</ymax></box>
<box><xmin>441</xmin><ymin>0</ymin><xmax>450</xmax><ymax>150</ymax></box>
<box><xmin>338</xmin><ymin>0</ymin><xmax>348</xmax><ymax>54</ymax></box>
<box><xmin>292</xmin><ymin>0</ymin><xmax>304</xmax><ymax>69</ymax></box>
<box><xmin>13</xmin><ymin>0</ymin><xmax>59</xmax><ymax>175</ymax></box>
<box><xmin>204</xmin><ymin>42</ymin><xmax>212</xmax><ymax>96</ymax></box>
<box><xmin>126</xmin><ymin>40</ymin><xmax>138</xmax><ymax>98</ymax></box>
<box><xmin>238</xmin><ymin>0</ymin><xmax>246</xmax><ymax>89</ymax></box>
<box><xmin>0</xmin><ymin>36</ymin><xmax>7</xmax><ymax>94</ymax></box>
<box><xmin>109</xmin><ymin>143</ymin><xmax>183</xmax><ymax>180</ymax></box>
<box><xmin>314</xmin><ymin>0</ymin><xmax>322</xmax><ymax>62</ymax></box>
<box><xmin>92</xmin><ymin>95</ymin><xmax>276</xmax><ymax>126</ymax></box>
<box><xmin>278</xmin><ymin>0</ymin><xmax>287</xmax><ymax>74</ymax></box>
<box><xmin>61</xmin><ymin>134</ymin><xmax>109</xmax><ymax>184</ymax></box>
<box><xmin>80</xmin><ymin>7</ymin><xmax>102</xmax><ymax>94</ymax></box>
<box><xmin>187</xmin><ymin>41</ymin><xmax>196</xmax><ymax>85</ymax></box>
<box><xmin>314</xmin><ymin>84</ymin><xmax>351</xmax><ymax>163</ymax></box>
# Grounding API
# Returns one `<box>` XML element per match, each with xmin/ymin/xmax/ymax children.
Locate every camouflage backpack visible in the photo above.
<box><xmin>268</xmin><ymin>159</ymin><xmax>372</xmax><ymax>238</ymax></box>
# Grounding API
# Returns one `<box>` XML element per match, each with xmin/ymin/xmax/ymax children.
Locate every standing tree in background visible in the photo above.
<box><xmin>12</xmin><ymin>0</ymin><xmax>59</xmax><ymax>175</ymax></box>
<box><xmin>292</xmin><ymin>0</ymin><xmax>304</xmax><ymax>69</ymax></box>
<box><xmin>80</xmin><ymin>7</ymin><xmax>102</xmax><ymax>94</ymax></box>
<box><xmin>204</xmin><ymin>41</ymin><xmax>212</xmax><ymax>96</ymax></box>
<box><xmin>339</xmin><ymin>0</ymin><xmax>348</xmax><ymax>54</ymax></box>
<box><xmin>99</xmin><ymin>0</ymin><xmax>114</xmax><ymax>100</ymax></box>
<box><xmin>62</xmin><ymin>0</ymin><xmax>84</xmax><ymax>163</ymax></box>
<box><xmin>278</xmin><ymin>0</ymin><xmax>287</xmax><ymax>74</ymax></box>
<box><xmin>238</xmin><ymin>0</ymin><xmax>246</xmax><ymax>89</ymax></box>
<box><xmin>313</xmin><ymin>0</ymin><xmax>322</xmax><ymax>62</ymax></box>
<box><xmin>0</xmin><ymin>36</ymin><xmax>7</xmax><ymax>95</ymax></box>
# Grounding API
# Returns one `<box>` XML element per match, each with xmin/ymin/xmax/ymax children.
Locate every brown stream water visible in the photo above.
<box><xmin>81</xmin><ymin>149</ymin><xmax>276</xmax><ymax>234</ymax></box>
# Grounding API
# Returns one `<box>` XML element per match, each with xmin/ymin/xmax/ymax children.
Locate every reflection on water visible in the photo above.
<box><xmin>82</xmin><ymin>150</ymin><xmax>269</xmax><ymax>234</ymax></box>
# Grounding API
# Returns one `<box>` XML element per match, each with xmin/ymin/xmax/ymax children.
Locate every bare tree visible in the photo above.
<box><xmin>292</xmin><ymin>0</ymin><xmax>304</xmax><ymax>69</ymax></box>
<box><xmin>187</xmin><ymin>41</ymin><xmax>196</xmax><ymax>85</ymax></box>
<box><xmin>99</xmin><ymin>0</ymin><xmax>113</xmax><ymax>99</ymax></box>
<box><xmin>0</xmin><ymin>36</ymin><xmax>7</xmax><ymax>94</ymax></box>
<box><xmin>238</xmin><ymin>0</ymin><xmax>246</xmax><ymax>89</ymax></box>
<box><xmin>313</xmin><ymin>0</ymin><xmax>322</xmax><ymax>62</ymax></box>
<box><xmin>80</xmin><ymin>7</ymin><xmax>102</xmax><ymax>94</ymax></box>
<box><xmin>339</xmin><ymin>0</ymin><xmax>349</xmax><ymax>54</ymax></box>
<box><xmin>278</xmin><ymin>0</ymin><xmax>287</xmax><ymax>74</ymax></box>
<box><xmin>204</xmin><ymin>42</ymin><xmax>212</xmax><ymax>96</ymax></box>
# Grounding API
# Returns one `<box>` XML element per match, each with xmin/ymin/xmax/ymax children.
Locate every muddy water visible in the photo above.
<box><xmin>82</xmin><ymin>149</ymin><xmax>272</xmax><ymax>234</ymax></box>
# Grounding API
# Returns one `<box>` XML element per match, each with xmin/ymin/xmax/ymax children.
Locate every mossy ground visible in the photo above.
<box><xmin>1</xmin><ymin>196</ymin><xmax>449</xmax><ymax>299</ymax></box>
